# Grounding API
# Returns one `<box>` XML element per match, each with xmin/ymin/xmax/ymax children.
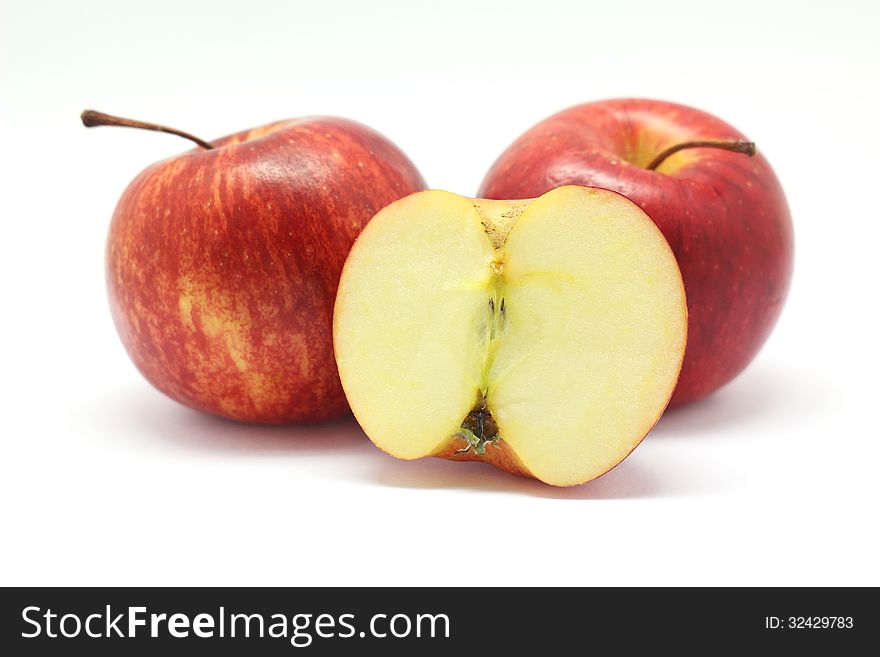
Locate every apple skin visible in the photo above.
<box><xmin>107</xmin><ymin>117</ymin><xmax>426</xmax><ymax>422</ymax></box>
<box><xmin>479</xmin><ymin>99</ymin><xmax>793</xmax><ymax>406</ymax></box>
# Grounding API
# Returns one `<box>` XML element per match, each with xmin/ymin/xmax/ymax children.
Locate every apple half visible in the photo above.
<box><xmin>333</xmin><ymin>186</ymin><xmax>687</xmax><ymax>486</ymax></box>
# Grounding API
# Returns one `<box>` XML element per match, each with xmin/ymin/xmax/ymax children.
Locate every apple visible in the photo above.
<box><xmin>333</xmin><ymin>186</ymin><xmax>687</xmax><ymax>486</ymax></box>
<box><xmin>479</xmin><ymin>99</ymin><xmax>793</xmax><ymax>406</ymax></box>
<box><xmin>84</xmin><ymin>110</ymin><xmax>426</xmax><ymax>423</ymax></box>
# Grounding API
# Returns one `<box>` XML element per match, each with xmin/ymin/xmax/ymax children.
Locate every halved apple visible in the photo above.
<box><xmin>333</xmin><ymin>186</ymin><xmax>687</xmax><ymax>486</ymax></box>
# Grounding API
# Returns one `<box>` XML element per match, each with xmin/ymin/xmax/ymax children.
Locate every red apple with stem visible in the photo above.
<box><xmin>479</xmin><ymin>99</ymin><xmax>793</xmax><ymax>406</ymax></box>
<box><xmin>84</xmin><ymin>110</ymin><xmax>426</xmax><ymax>422</ymax></box>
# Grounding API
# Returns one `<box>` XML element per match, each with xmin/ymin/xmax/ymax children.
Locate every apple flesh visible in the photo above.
<box><xmin>333</xmin><ymin>186</ymin><xmax>687</xmax><ymax>486</ymax></box>
<box><xmin>479</xmin><ymin>99</ymin><xmax>793</xmax><ymax>406</ymax></box>
<box><xmin>104</xmin><ymin>116</ymin><xmax>426</xmax><ymax>422</ymax></box>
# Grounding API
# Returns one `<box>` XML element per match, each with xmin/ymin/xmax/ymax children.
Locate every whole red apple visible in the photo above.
<box><xmin>86</xmin><ymin>110</ymin><xmax>426</xmax><ymax>422</ymax></box>
<box><xmin>479</xmin><ymin>99</ymin><xmax>793</xmax><ymax>406</ymax></box>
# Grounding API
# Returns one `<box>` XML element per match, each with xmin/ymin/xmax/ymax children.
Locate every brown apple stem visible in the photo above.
<box><xmin>80</xmin><ymin>110</ymin><xmax>216</xmax><ymax>150</ymax></box>
<box><xmin>646</xmin><ymin>140</ymin><xmax>755</xmax><ymax>171</ymax></box>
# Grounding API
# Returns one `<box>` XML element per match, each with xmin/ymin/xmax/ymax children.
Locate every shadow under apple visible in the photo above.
<box><xmin>89</xmin><ymin>384</ymin><xmax>678</xmax><ymax>498</ymax></box>
<box><xmin>653</xmin><ymin>359</ymin><xmax>832</xmax><ymax>439</ymax></box>
<box><xmin>89</xmin><ymin>359</ymin><xmax>829</xmax><ymax>499</ymax></box>
<box><xmin>366</xmin><ymin>454</ymin><xmax>677</xmax><ymax>500</ymax></box>
<box><xmin>90</xmin><ymin>383</ymin><xmax>372</xmax><ymax>457</ymax></box>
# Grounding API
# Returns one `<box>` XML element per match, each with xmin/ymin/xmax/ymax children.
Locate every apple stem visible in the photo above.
<box><xmin>646</xmin><ymin>140</ymin><xmax>755</xmax><ymax>171</ymax></box>
<box><xmin>80</xmin><ymin>110</ymin><xmax>216</xmax><ymax>150</ymax></box>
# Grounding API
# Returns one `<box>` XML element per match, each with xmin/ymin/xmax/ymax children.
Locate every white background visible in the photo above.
<box><xmin>1</xmin><ymin>0</ymin><xmax>878</xmax><ymax>586</ymax></box>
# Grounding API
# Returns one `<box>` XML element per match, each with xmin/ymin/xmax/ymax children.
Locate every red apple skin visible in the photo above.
<box><xmin>479</xmin><ymin>99</ymin><xmax>793</xmax><ymax>406</ymax></box>
<box><xmin>107</xmin><ymin>117</ymin><xmax>426</xmax><ymax>423</ymax></box>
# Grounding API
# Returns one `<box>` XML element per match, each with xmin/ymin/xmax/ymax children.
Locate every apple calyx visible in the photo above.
<box><xmin>80</xmin><ymin>109</ymin><xmax>216</xmax><ymax>150</ymax></box>
<box><xmin>646</xmin><ymin>140</ymin><xmax>755</xmax><ymax>171</ymax></box>
<box><xmin>456</xmin><ymin>396</ymin><xmax>500</xmax><ymax>455</ymax></box>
